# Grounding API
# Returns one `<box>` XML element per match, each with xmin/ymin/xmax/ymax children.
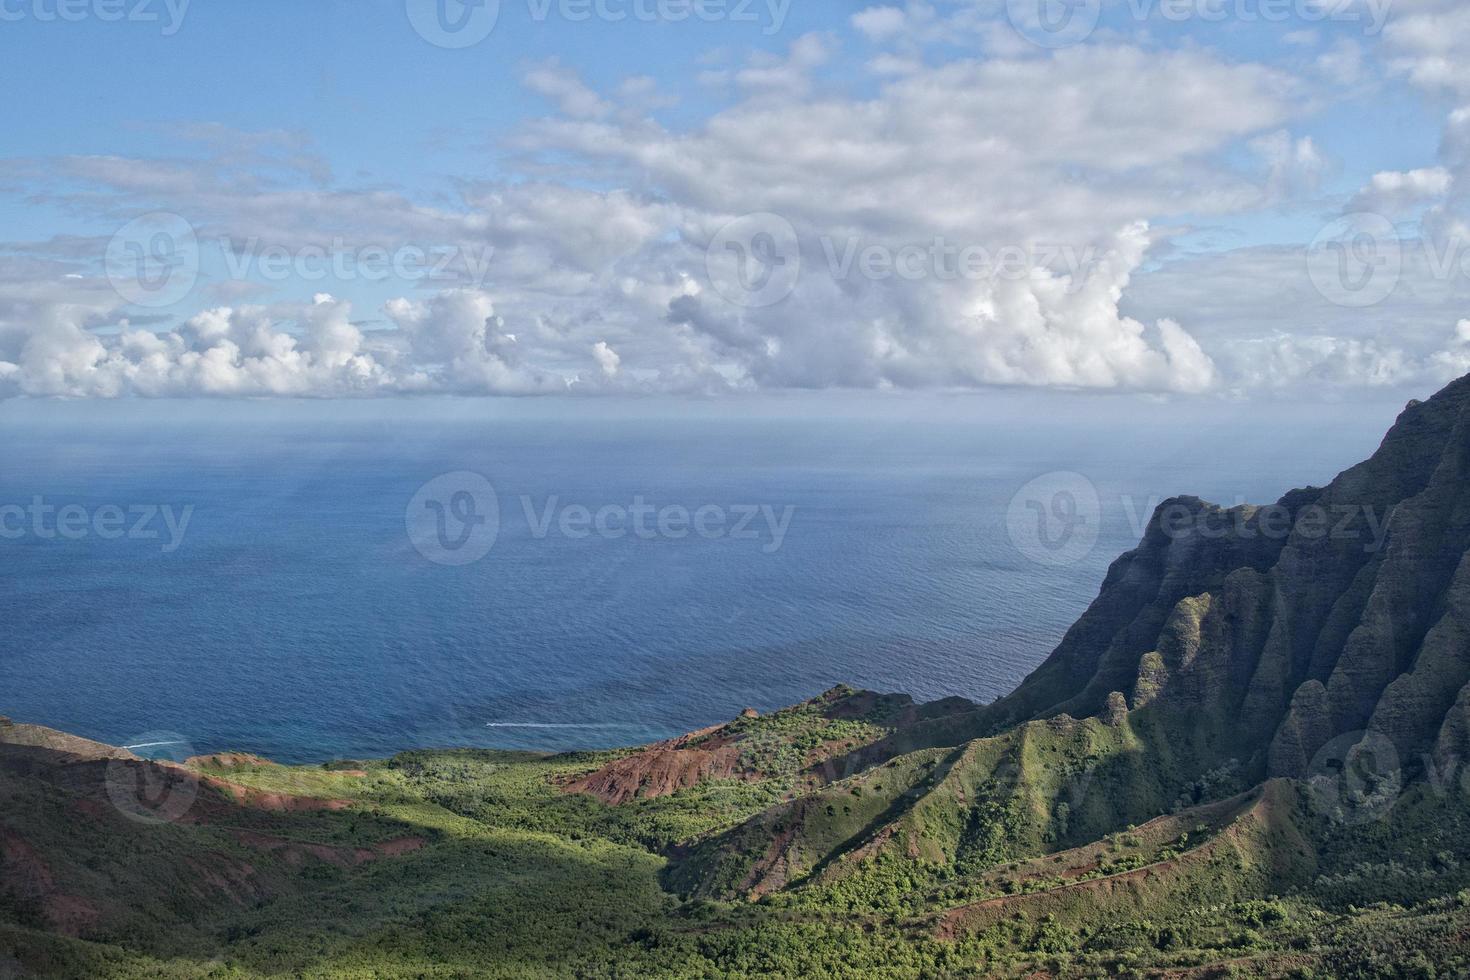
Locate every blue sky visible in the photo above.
<box><xmin>1</xmin><ymin>0</ymin><xmax>848</xmax><ymax>201</ymax></box>
<box><xmin>1</xmin><ymin>0</ymin><xmax>1468</xmax><ymax>400</ymax></box>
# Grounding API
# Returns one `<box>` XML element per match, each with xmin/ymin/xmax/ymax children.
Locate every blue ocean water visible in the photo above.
<box><xmin>0</xmin><ymin>394</ymin><xmax>1401</xmax><ymax>763</ymax></box>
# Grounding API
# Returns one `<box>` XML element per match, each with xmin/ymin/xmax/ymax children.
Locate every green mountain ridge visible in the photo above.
<box><xmin>6</xmin><ymin>375</ymin><xmax>1470</xmax><ymax>977</ymax></box>
<box><xmin>665</xmin><ymin>374</ymin><xmax>1470</xmax><ymax>911</ymax></box>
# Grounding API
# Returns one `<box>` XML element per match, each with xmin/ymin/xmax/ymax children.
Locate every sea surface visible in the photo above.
<box><xmin>0</xmin><ymin>393</ymin><xmax>1404</xmax><ymax>763</ymax></box>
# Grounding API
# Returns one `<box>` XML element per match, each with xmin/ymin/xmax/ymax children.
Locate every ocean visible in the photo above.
<box><xmin>0</xmin><ymin>392</ymin><xmax>1403</xmax><ymax>763</ymax></box>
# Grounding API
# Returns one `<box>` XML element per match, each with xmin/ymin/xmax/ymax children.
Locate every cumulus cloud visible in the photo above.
<box><xmin>1383</xmin><ymin>0</ymin><xmax>1470</xmax><ymax>100</ymax></box>
<box><xmin>497</xmin><ymin>41</ymin><xmax>1305</xmax><ymax>393</ymax></box>
<box><xmin>731</xmin><ymin>32</ymin><xmax>834</xmax><ymax>95</ymax></box>
<box><xmin>522</xmin><ymin>60</ymin><xmax>614</xmax><ymax>120</ymax></box>
<box><xmin>851</xmin><ymin>6</ymin><xmax>907</xmax><ymax>41</ymax></box>
<box><xmin>1253</xmin><ymin>131</ymin><xmax>1326</xmax><ymax>203</ymax></box>
<box><xmin>3</xmin><ymin>11</ymin><xmax>1460</xmax><ymax>401</ymax></box>
<box><xmin>0</xmin><ymin>285</ymin><xmax>608</xmax><ymax>399</ymax></box>
<box><xmin>592</xmin><ymin>340</ymin><xmax>621</xmax><ymax>377</ymax></box>
<box><xmin>1349</xmin><ymin>168</ymin><xmax>1455</xmax><ymax>215</ymax></box>
<box><xmin>1127</xmin><ymin>235</ymin><xmax>1470</xmax><ymax>391</ymax></box>
<box><xmin>1084</xmin><ymin>0</ymin><xmax>1470</xmax><ymax>396</ymax></box>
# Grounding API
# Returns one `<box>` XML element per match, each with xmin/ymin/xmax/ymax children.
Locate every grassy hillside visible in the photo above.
<box><xmin>5</xmin><ymin>707</ymin><xmax>1470</xmax><ymax>978</ymax></box>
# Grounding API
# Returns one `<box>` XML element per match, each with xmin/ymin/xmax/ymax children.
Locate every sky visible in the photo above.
<box><xmin>1</xmin><ymin>0</ymin><xmax>1468</xmax><ymax>402</ymax></box>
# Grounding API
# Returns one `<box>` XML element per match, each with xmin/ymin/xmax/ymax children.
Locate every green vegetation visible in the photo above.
<box><xmin>6</xmin><ymin>733</ymin><xmax>1470</xmax><ymax>978</ymax></box>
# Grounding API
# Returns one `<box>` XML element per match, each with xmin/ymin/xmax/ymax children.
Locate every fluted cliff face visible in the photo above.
<box><xmin>672</xmin><ymin>374</ymin><xmax>1470</xmax><ymax>900</ymax></box>
<box><xmin>983</xmin><ymin>374</ymin><xmax>1470</xmax><ymax>786</ymax></box>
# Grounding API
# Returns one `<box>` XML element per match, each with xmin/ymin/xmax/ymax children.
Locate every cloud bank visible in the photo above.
<box><xmin>3</xmin><ymin>9</ymin><xmax>1469</xmax><ymax>400</ymax></box>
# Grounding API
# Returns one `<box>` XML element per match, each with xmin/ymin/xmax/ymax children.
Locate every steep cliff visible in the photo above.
<box><xmin>672</xmin><ymin>373</ymin><xmax>1470</xmax><ymax>900</ymax></box>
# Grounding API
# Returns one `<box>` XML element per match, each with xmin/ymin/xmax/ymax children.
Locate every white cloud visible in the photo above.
<box><xmin>1314</xmin><ymin>39</ymin><xmax>1364</xmax><ymax>86</ymax></box>
<box><xmin>1348</xmin><ymin>167</ymin><xmax>1454</xmax><ymax>215</ymax></box>
<box><xmin>1384</xmin><ymin>0</ymin><xmax>1470</xmax><ymax>100</ymax></box>
<box><xmin>1125</xmin><ymin>237</ymin><xmax>1470</xmax><ymax>391</ymax></box>
<box><xmin>592</xmin><ymin>340</ymin><xmax>621</xmax><ymax>377</ymax></box>
<box><xmin>0</xmin><ymin>284</ymin><xmax>612</xmax><ymax>399</ymax></box>
<box><xmin>732</xmin><ymin>32</ymin><xmax>834</xmax><ymax>95</ymax></box>
<box><xmin>1253</xmin><ymin>131</ymin><xmax>1326</xmax><ymax>202</ymax></box>
<box><xmin>851</xmin><ymin>6</ymin><xmax>907</xmax><ymax>41</ymax></box>
<box><xmin>2</xmin><ymin>18</ymin><xmax>1446</xmax><ymax>402</ymax></box>
<box><xmin>522</xmin><ymin>60</ymin><xmax>614</xmax><ymax>120</ymax></box>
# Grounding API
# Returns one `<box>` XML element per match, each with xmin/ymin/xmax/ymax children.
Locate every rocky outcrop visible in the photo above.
<box><xmin>561</xmin><ymin>724</ymin><xmax>752</xmax><ymax>805</ymax></box>
<box><xmin>976</xmin><ymin>374</ymin><xmax>1470</xmax><ymax>786</ymax></box>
